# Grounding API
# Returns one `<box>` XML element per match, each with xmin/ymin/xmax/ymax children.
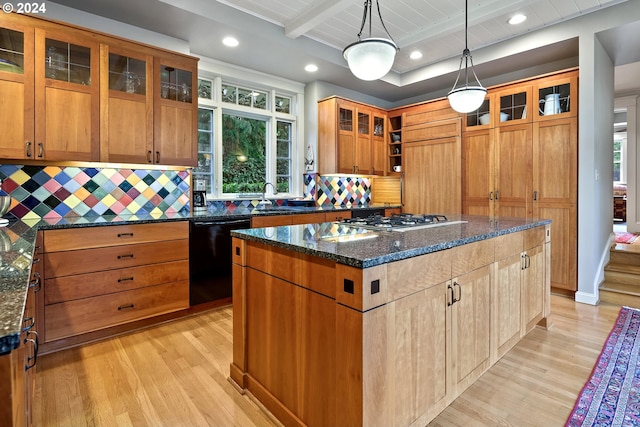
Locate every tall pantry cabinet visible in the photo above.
<box><xmin>461</xmin><ymin>70</ymin><xmax>578</xmax><ymax>292</ymax></box>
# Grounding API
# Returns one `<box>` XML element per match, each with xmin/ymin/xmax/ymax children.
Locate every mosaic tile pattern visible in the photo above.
<box><xmin>316</xmin><ymin>175</ymin><xmax>371</xmax><ymax>206</ymax></box>
<box><xmin>0</xmin><ymin>165</ymin><xmax>191</xmax><ymax>220</ymax></box>
<box><xmin>304</xmin><ymin>173</ymin><xmax>317</xmax><ymax>198</ymax></box>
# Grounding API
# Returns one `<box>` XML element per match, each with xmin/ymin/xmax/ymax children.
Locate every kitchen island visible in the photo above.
<box><xmin>229</xmin><ymin>215</ymin><xmax>551</xmax><ymax>427</ymax></box>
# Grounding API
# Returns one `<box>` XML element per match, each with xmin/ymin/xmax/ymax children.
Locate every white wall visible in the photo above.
<box><xmin>575</xmin><ymin>34</ymin><xmax>615</xmax><ymax>305</ymax></box>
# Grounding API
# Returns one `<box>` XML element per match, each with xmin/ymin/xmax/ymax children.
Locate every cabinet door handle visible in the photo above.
<box><xmin>489</xmin><ymin>191</ymin><xmax>493</xmax><ymax>200</ymax></box>
<box><xmin>118</xmin><ymin>277</ymin><xmax>134</xmax><ymax>283</ymax></box>
<box><xmin>495</xmin><ymin>190</ymin><xmax>499</xmax><ymax>200</ymax></box>
<box><xmin>25</xmin><ymin>330</ymin><xmax>38</xmax><ymax>370</ymax></box>
<box><xmin>147</xmin><ymin>150</ymin><xmax>152</xmax><ymax>163</ymax></box>
<box><xmin>118</xmin><ymin>303</ymin><xmax>135</xmax><ymax>311</ymax></box>
<box><xmin>533</xmin><ymin>191</ymin><xmax>538</xmax><ymax>201</ymax></box>
<box><xmin>22</xmin><ymin>316</ymin><xmax>35</xmax><ymax>333</ymax></box>
<box><xmin>117</xmin><ymin>233</ymin><xmax>134</xmax><ymax>238</ymax></box>
<box><xmin>155</xmin><ymin>151</ymin><xmax>160</xmax><ymax>163</ymax></box>
<box><xmin>37</xmin><ymin>142</ymin><xmax>44</xmax><ymax>158</ymax></box>
<box><xmin>29</xmin><ymin>272</ymin><xmax>41</xmax><ymax>292</ymax></box>
<box><xmin>453</xmin><ymin>281</ymin><xmax>462</xmax><ymax>303</ymax></box>
<box><xmin>25</xmin><ymin>141</ymin><xmax>32</xmax><ymax>158</ymax></box>
<box><xmin>117</xmin><ymin>254</ymin><xmax>135</xmax><ymax>260</ymax></box>
<box><xmin>525</xmin><ymin>253</ymin><xmax>531</xmax><ymax>269</ymax></box>
<box><xmin>447</xmin><ymin>284</ymin><xmax>455</xmax><ymax>307</ymax></box>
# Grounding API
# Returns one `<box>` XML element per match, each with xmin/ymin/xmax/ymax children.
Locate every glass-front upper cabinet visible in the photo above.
<box><xmin>45</xmin><ymin>38</ymin><xmax>92</xmax><ymax>85</ymax></box>
<box><xmin>533</xmin><ymin>70</ymin><xmax>578</xmax><ymax>121</ymax></box>
<box><xmin>464</xmin><ymin>98</ymin><xmax>491</xmax><ymax>131</ymax></box>
<box><xmin>160</xmin><ymin>64</ymin><xmax>192</xmax><ymax>103</ymax></box>
<box><xmin>108</xmin><ymin>53</ymin><xmax>146</xmax><ymax>95</ymax></box>
<box><xmin>0</xmin><ymin>27</ymin><xmax>26</xmax><ymax>75</ymax></box>
<box><xmin>358</xmin><ymin>111</ymin><xmax>370</xmax><ymax>135</ymax></box>
<box><xmin>339</xmin><ymin>106</ymin><xmax>353</xmax><ymax>132</ymax></box>
<box><xmin>0</xmin><ymin>18</ymin><xmax>35</xmax><ymax>160</ymax></box>
<box><xmin>495</xmin><ymin>85</ymin><xmax>532</xmax><ymax>125</ymax></box>
<box><xmin>373</xmin><ymin>115</ymin><xmax>385</xmax><ymax>138</ymax></box>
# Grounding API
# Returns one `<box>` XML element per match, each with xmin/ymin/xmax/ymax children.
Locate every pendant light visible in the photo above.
<box><xmin>447</xmin><ymin>0</ymin><xmax>486</xmax><ymax>113</ymax></box>
<box><xmin>343</xmin><ymin>0</ymin><xmax>398</xmax><ymax>81</ymax></box>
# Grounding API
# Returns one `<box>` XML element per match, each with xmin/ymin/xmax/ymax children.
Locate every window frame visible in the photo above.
<box><xmin>196</xmin><ymin>73</ymin><xmax>302</xmax><ymax>200</ymax></box>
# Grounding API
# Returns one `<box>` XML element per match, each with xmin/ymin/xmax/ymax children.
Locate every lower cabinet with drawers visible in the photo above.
<box><xmin>40</xmin><ymin>221</ymin><xmax>189</xmax><ymax>351</ymax></box>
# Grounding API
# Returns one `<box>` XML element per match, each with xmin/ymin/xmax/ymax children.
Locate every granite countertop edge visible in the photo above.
<box><xmin>231</xmin><ymin>218</ymin><xmax>552</xmax><ymax>269</ymax></box>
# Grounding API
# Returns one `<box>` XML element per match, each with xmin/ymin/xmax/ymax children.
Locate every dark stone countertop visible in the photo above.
<box><xmin>231</xmin><ymin>214</ymin><xmax>552</xmax><ymax>269</ymax></box>
<box><xmin>0</xmin><ymin>203</ymin><xmax>399</xmax><ymax>354</ymax></box>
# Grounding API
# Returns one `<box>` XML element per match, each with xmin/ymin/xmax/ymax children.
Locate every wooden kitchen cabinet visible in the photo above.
<box><xmin>403</xmin><ymin>135</ymin><xmax>461</xmax><ymax>215</ymax></box>
<box><xmin>533</xmin><ymin>117</ymin><xmax>577</xmax><ymax>292</ymax></box>
<box><xmin>40</xmin><ymin>221</ymin><xmax>189</xmax><ymax>348</ymax></box>
<box><xmin>461</xmin><ymin>70</ymin><xmax>578</xmax><ymax>292</ymax></box>
<box><xmin>0</xmin><ymin>13</ymin><xmax>99</xmax><ymax>161</ymax></box>
<box><xmin>99</xmin><ymin>43</ymin><xmax>153</xmax><ymax>164</ymax></box>
<box><xmin>318</xmin><ymin>96</ymin><xmax>387</xmax><ymax>175</ymax></box>
<box><xmin>153</xmin><ymin>55</ymin><xmax>198</xmax><ymax>166</ymax></box>
<box><xmin>0</xmin><ymin>252</ymin><xmax>40</xmax><ymax>427</ymax></box>
<box><xmin>232</xmin><ymin>224</ymin><xmax>550</xmax><ymax>427</ymax></box>
<box><xmin>0</xmin><ymin>13</ymin><xmax>198</xmax><ymax>167</ymax></box>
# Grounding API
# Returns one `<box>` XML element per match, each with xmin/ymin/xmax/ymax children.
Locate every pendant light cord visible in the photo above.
<box><xmin>355</xmin><ymin>0</ymin><xmax>397</xmax><ymax>45</ymax></box>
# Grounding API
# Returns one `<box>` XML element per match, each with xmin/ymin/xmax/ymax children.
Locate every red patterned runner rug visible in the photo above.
<box><xmin>566</xmin><ymin>306</ymin><xmax>640</xmax><ymax>426</ymax></box>
<box><xmin>615</xmin><ymin>232</ymin><xmax>639</xmax><ymax>244</ymax></box>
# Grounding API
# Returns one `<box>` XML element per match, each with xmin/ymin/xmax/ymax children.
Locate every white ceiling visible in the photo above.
<box><xmin>49</xmin><ymin>0</ymin><xmax>639</xmax><ymax>103</ymax></box>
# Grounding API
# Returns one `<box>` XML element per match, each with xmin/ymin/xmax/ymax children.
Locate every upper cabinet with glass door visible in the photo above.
<box><xmin>533</xmin><ymin>70</ymin><xmax>578</xmax><ymax>121</ymax></box>
<box><xmin>463</xmin><ymin>97</ymin><xmax>492</xmax><ymax>131</ymax></box>
<box><xmin>35</xmin><ymin>25</ymin><xmax>100</xmax><ymax>161</ymax></box>
<box><xmin>154</xmin><ymin>54</ymin><xmax>198</xmax><ymax>167</ymax></box>
<box><xmin>494</xmin><ymin>84</ymin><xmax>532</xmax><ymax>126</ymax></box>
<box><xmin>100</xmin><ymin>43</ymin><xmax>154</xmax><ymax>164</ymax></box>
<box><xmin>0</xmin><ymin>15</ymin><xmax>35</xmax><ymax>160</ymax></box>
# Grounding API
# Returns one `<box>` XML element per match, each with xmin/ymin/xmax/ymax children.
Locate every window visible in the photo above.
<box><xmin>195</xmin><ymin>108</ymin><xmax>214</xmax><ymax>193</ymax></box>
<box><xmin>221</xmin><ymin>114</ymin><xmax>267</xmax><ymax>194</ymax></box>
<box><xmin>614</xmin><ymin>133</ymin><xmax>627</xmax><ymax>184</ymax></box>
<box><xmin>276</xmin><ymin>121</ymin><xmax>292</xmax><ymax>193</ymax></box>
<box><xmin>196</xmin><ymin>73</ymin><xmax>300</xmax><ymax>199</ymax></box>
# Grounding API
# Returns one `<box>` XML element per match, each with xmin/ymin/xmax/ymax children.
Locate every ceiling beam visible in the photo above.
<box><xmin>285</xmin><ymin>0</ymin><xmax>353</xmax><ymax>39</ymax></box>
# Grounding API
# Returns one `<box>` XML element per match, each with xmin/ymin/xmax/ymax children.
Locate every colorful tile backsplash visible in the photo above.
<box><xmin>0</xmin><ymin>164</ymin><xmax>372</xmax><ymax>220</ymax></box>
<box><xmin>316</xmin><ymin>175</ymin><xmax>371</xmax><ymax>206</ymax></box>
<box><xmin>0</xmin><ymin>165</ymin><xmax>191</xmax><ymax>220</ymax></box>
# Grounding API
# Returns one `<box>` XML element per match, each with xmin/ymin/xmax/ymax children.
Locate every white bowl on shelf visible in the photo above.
<box><xmin>479</xmin><ymin>113</ymin><xmax>490</xmax><ymax>125</ymax></box>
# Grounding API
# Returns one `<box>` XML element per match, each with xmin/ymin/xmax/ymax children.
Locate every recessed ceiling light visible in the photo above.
<box><xmin>410</xmin><ymin>50</ymin><xmax>423</xmax><ymax>60</ymax></box>
<box><xmin>223</xmin><ymin>36</ymin><xmax>239</xmax><ymax>47</ymax></box>
<box><xmin>305</xmin><ymin>64</ymin><xmax>318</xmax><ymax>72</ymax></box>
<box><xmin>508</xmin><ymin>14</ymin><xmax>527</xmax><ymax>25</ymax></box>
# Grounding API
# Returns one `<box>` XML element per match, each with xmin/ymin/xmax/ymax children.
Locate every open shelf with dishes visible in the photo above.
<box><xmin>388</xmin><ymin>115</ymin><xmax>402</xmax><ymax>173</ymax></box>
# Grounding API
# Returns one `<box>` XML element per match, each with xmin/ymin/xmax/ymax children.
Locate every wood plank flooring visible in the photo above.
<box><xmin>34</xmin><ymin>295</ymin><xmax>624</xmax><ymax>427</ymax></box>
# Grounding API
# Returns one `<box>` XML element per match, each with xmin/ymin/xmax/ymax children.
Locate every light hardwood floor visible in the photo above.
<box><xmin>34</xmin><ymin>295</ymin><xmax>623</xmax><ymax>427</ymax></box>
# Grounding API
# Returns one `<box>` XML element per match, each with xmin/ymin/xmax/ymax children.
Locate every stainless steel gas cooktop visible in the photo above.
<box><xmin>337</xmin><ymin>213</ymin><xmax>467</xmax><ymax>232</ymax></box>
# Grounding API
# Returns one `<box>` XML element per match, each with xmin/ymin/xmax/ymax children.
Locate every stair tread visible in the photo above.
<box><xmin>606</xmin><ymin>263</ymin><xmax>640</xmax><ymax>274</ymax></box>
<box><xmin>600</xmin><ymin>281</ymin><xmax>640</xmax><ymax>295</ymax></box>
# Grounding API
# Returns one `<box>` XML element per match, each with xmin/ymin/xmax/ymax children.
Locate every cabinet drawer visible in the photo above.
<box><xmin>43</xmin><ymin>221</ymin><xmax>189</xmax><ymax>251</ymax></box>
<box><xmin>325</xmin><ymin>211</ymin><xmax>351</xmax><ymax>222</ymax></box>
<box><xmin>44</xmin><ymin>259</ymin><xmax>189</xmax><ymax>304</ymax></box>
<box><xmin>44</xmin><ymin>239</ymin><xmax>188</xmax><ymax>278</ymax></box>
<box><xmin>44</xmin><ymin>281</ymin><xmax>189</xmax><ymax>341</ymax></box>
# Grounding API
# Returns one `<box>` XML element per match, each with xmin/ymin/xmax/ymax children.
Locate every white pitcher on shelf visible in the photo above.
<box><xmin>539</xmin><ymin>93</ymin><xmax>561</xmax><ymax>115</ymax></box>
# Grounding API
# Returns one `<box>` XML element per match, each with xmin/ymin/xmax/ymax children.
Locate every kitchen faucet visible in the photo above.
<box><xmin>259</xmin><ymin>182</ymin><xmax>277</xmax><ymax>206</ymax></box>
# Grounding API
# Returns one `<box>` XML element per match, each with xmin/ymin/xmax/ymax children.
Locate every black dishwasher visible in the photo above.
<box><xmin>189</xmin><ymin>217</ymin><xmax>251</xmax><ymax>306</ymax></box>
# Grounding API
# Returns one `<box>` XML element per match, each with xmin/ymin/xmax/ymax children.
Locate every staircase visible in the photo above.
<box><xmin>600</xmin><ymin>243</ymin><xmax>640</xmax><ymax>306</ymax></box>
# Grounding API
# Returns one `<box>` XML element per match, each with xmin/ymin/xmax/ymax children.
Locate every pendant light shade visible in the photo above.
<box><xmin>447</xmin><ymin>0</ymin><xmax>486</xmax><ymax>113</ymax></box>
<box><xmin>343</xmin><ymin>1</ymin><xmax>398</xmax><ymax>81</ymax></box>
